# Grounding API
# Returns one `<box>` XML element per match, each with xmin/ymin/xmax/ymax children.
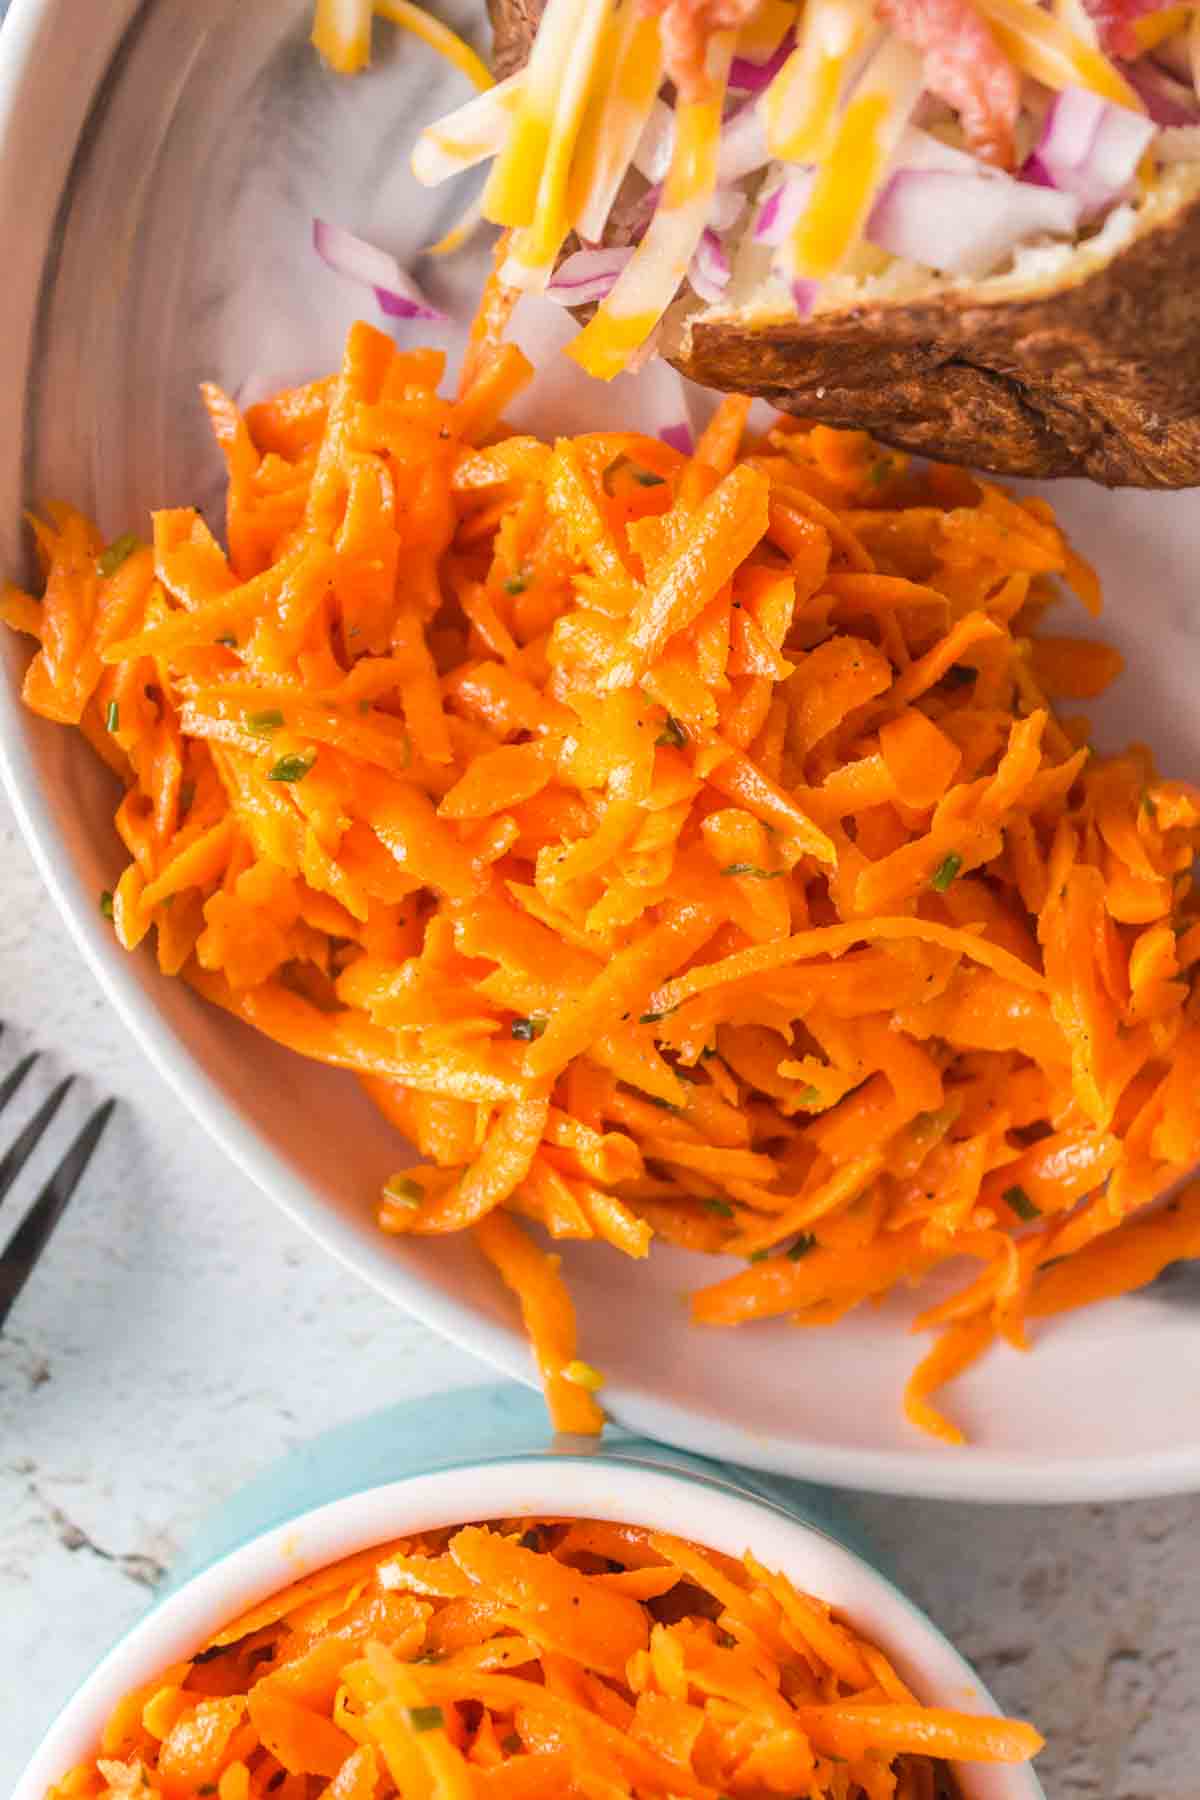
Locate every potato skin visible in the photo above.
<box><xmin>488</xmin><ymin>0</ymin><xmax>1200</xmax><ymax>485</ymax></box>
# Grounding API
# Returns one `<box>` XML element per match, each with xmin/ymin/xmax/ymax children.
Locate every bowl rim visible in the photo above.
<box><xmin>3</xmin><ymin>0</ymin><xmax>1200</xmax><ymax>1507</ymax></box>
<box><xmin>11</xmin><ymin>1449</ymin><xmax>1045</xmax><ymax>1800</ymax></box>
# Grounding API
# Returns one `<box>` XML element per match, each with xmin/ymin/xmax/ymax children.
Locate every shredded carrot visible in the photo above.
<box><xmin>12</xmin><ymin>318</ymin><xmax>1200</xmax><ymax>1445</ymax></box>
<box><xmin>49</xmin><ymin>1516</ymin><xmax>1041</xmax><ymax>1798</ymax></box>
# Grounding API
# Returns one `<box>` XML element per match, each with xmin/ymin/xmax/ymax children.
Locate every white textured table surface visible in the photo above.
<box><xmin>1</xmin><ymin>786</ymin><xmax>1198</xmax><ymax>1799</ymax></box>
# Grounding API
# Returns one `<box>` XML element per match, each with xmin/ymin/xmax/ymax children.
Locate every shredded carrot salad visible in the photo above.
<box><xmin>46</xmin><ymin>1515</ymin><xmax>1042</xmax><ymax>1798</ymax></box>
<box><xmin>7</xmin><ymin>321</ymin><xmax>1200</xmax><ymax>1444</ymax></box>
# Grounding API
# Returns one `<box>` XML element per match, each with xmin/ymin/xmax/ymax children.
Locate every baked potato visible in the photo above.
<box><xmin>428</xmin><ymin>0</ymin><xmax>1200</xmax><ymax>485</ymax></box>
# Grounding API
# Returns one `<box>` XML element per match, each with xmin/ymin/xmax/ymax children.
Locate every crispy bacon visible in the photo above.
<box><xmin>1080</xmin><ymin>0</ymin><xmax>1169</xmax><ymax>59</ymax></box>
<box><xmin>639</xmin><ymin>0</ymin><xmax>763</xmax><ymax>100</ymax></box>
<box><xmin>878</xmin><ymin>0</ymin><xmax>1021</xmax><ymax>166</ymax></box>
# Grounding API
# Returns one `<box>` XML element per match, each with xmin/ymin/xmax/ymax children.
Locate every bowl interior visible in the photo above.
<box><xmin>3</xmin><ymin>0</ymin><xmax>1200</xmax><ymax>1501</ymax></box>
<box><xmin>11</xmin><ymin>1446</ymin><xmax>1043</xmax><ymax>1800</ymax></box>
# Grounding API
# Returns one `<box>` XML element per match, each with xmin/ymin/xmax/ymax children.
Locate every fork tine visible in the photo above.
<box><xmin>0</xmin><ymin>1076</ymin><xmax>73</xmax><ymax>1213</ymax></box>
<box><xmin>0</xmin><ymin>1052</ymin><xmax>40</xmax><ymax>1118</ymax></box>
<box><xmin>0</xmin><ymin>1098</ymin><xmax>116</xmax><ymax>1329</ymax></box>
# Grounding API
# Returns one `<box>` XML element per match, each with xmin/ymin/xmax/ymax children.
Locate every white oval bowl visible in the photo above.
<box><xmin>1</xmin><ymin>0</ymin><xmax>1200</xmax><ymax>1502</ymax></box>
<box><xmin>12</xmin><ymin>1450</ymin><xmax>1044</xmax><ymax>1800</ymax></box>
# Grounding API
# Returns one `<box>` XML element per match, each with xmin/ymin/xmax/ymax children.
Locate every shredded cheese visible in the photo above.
<box><xmin>412</xmin><ymin>76</ymin><xmax>521</xmax><ymax>186</ymax></box>
<box><xmin>973</xmin><ymin>0</ymin><xmax>1144</xmax><ymax>109</ymax></box>
<box><xmin>311</xmin><ymin>0</ymin><xmax>374</xmax><ymax>73</ymax></box>
<box><xmin>570</xmin><ymin>7</ymin><xmax>666</xmax><ymax>244</ymax></box>
<box><xmin>374</xmin><ymin>0</ymin><xmax>493</xmax><ymax>90</ymax></box>
<box><xmin>482</xmin><ymin>0</ymin><xmax>589</xmax><ymax>227</ymax></box>
<box><xmin>763</xmin><ymin>0</ymin><xmax>877</xmax><ymax>163</ymax></box>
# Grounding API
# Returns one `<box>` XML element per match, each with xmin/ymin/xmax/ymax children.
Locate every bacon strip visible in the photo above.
<box><xmin>878</xmin><ymin>0</ymin><xmax>1021</xmax><ymax>167</ymax></box>
<box><xmin>639</xmin><ymin>0</ymin><xmax>762</xmax><ymax>100</ymax></box>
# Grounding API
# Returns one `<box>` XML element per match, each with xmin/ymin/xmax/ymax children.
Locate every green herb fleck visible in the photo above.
<box><xmin>797</xmin><ymin>1084</ymin><xmax>823</xmax><ymax>1106</ymax></box>
<box><xmin>510</xmin><ymin>1015</ymin><xmax>548</xmax><ymax>1041</ymax></box>
<box><xmin>930</xmin><ymin>852</ymin><xmax>963</xmax><ymax>893</ymax></box>
<box><xmin>358</xmin><ymin>699</ymin><xmax>372</xmax><ymax>715</ymax></box>
<box><xmin>787</xmin><ymin>1234</ymin><xmax>816</xmax><ymax>1261</ymax></box>
<box><xmin>656</xmin><ymin>714</ymin><xmax>688</xmax><ymax>749</ymax></box>
<box><xmin>384</xmin><ymin>1175</ymin><xmax>423</xmax><ymax>1209</ymax></box>
<box><xmin>105</xmin><ymin>700</ymin><xmax>119</xmax><ymax>733</ymax></box>
<box><xmin>407</xmin><ymin>1705</ymin><xmax>445</xmax><ymax>1734</ymax></box>
<box><xmin>704</xmin><ymin>1197</ymin><xmax>734</xmax><ymax>1218</ymax></box>
<box><xmin>99</xmin><ymin>890</ymin><xmax>115</xmax><ymax>920</ymax></box>
<box><xmin>215</xmin><ymin>632</ymin><xmax>238</xmax><ymax>648</ymax></box>
<box><xmin>268</xmin><ymin>751</ymin><xmax>315</xmax><ymax>784</ymax></box>
<box><xmin>1004</xmin><ymin>1184</ymin><xmax>1040</xmax><ymax>1222</ymax></box>
<box><xmin>721</xmin><ymin>862</ymin><xmax>784</xmax><ymax>880</ymax></box>
<box><xmin>504</xmin><ymin>571</ymin><xmax>529</xmax><ymax>596</ymax></box>
<box><xmin>748</xmin><ymin>1249</ymin><xmax>769</xmax><ymax>1263</ymax></box>
<box><xmin>639</xmin><ymin>1004</ymin><xmax>679</xmax><ymax>1024</ymax></box>
<box><xmin>502</xmin><ymin>1734</ymin><xmax>523</xmax><ymax>1754</ymax></box>
<box><xmin>246</xmin><ymin>707</ymin><xmax>285</xmax><ymax>736</ymax></box>
<box><xmin>96</xmin><ymin>533</ymin><xmax>139</xmax><ymax>578</ymax></box>
<box><xmin>634</xmin><ymin>468</ymin><xmax>665</xmax><ymax>487</ymax></box>
<box><xmin>867</xmin><ymin>458</ymin><xmax>892</xmax><ymax>487</ymax></box>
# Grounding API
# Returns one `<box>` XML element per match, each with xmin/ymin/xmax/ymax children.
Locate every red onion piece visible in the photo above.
<box><xmin>755</xmin><ymin>168</ymin><xmax>815</xmax><ymax>245</ymax></box>
<box><xmin>1029</xmin><ymin>84</ymin><xmax>1156</xmax><ymax>215</ymax></box>
<box><xmin>791</xmin><ymin>278</ymin><xmax>820</xmax><ymax>317</ymax></box>
<box><xmin>729</xmin><ymin>27</ymin><xmax>796</xmax><ymax>92</ymax></box>
<box><xmin>313</xmin><ymin>218</ymin><xmax>446</xmax><ymax>321</ymax></box>
<box><xmin>545</xmin><ymin>247</ymin><xmax>635</xmax><ymax>305</ymax></box>
<box><xmin>660</xmin><ymin>421</ymin><xmax>696</xmax><ymax>454</ymax></box>
<box><xmin>1120</xmin><ymin>56</ymin><xmax>1200</xmax><ymax>125</ymax></box>
<box><xmin>688</xmin><ymin>227</ymin><xmax>732</xmax><ymax>303</ymax></box>
<box><xmin>867</xmin><ymin>169</ymin><xmax>1080</xmax><ymax>275</ymax></box>
<box><xmin>709</xmin><ymin>186</ymin><xmax>748</xmax><ymax>232</ymax></box>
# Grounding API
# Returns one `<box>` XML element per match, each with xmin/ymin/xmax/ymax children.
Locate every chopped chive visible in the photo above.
<box><xmin>406</xmin><ymin>1705</ymin><xmax>445</xmax><ymax>1734</ymax></box>
<box><xmin>867</xmin><ymin>458</ymin><xmax>892</xmax><ymax>487</ymax></box>
<box><xmin>656</xmin><ymin>714</ymin><xmax>688</xmax><ymax>749</ymax></box>
<box><xmin>633</xmin><ymin>468</ymin><xmax>665</xmax><ymax>487</ymax></box>
<box><xmin>510</xmin><ymin>1015</ymin><xmax>548</xmax><ymax>1041</ymax></box>
<box><xmin>787</xmin><ymin>1234</ymin><xmax>817</xmax><ymax>1261</ymax></box>
<box><xmin>104</xmin><ymin>699</ymin><xmax>119</xmax><ymax>733</ymax></box>
<box><xmin>99</xmin><ymin>890</ymin><xmax>115</xmax><ymax>920</ymax></box>
<box><xmin>748</xmin><ymin>1249</ymin><xmax>769</xmax><ymax>1263</ymax></box>
<box><xmin>268</xmin><ymin>751</ymin><xmax>315</xmax><ymax>783</ymax></box>
<box><xmin>215</xmin><ymin>632</ymin><xmax>238</xmax><ymax>648</ymax></box>
<box><xmin>246</xmin><ymin>707</ymin><xmax>284</xmax><ymax>735</ymax></box>
<box><xmin>1004</xmin><ymin>1184</ymin><xmax>1040</xmax><ymax>1222</ymax></box>
<box><xmin>502</xmin><ymin>1734</ymin><xmax>523</xmax><ymax>1754</ymax></box>
<box><xmin>358</xmin><ymin>699</ymin><xmax>372</xmax><ymax>715</ymax></box>
<box><xmin>563</xmin><ymin>1359</ymin><xmax>605</xmax><ymax>1392</ymax></box>
<box><xmin>504</xmin><ymin>573</ymin><xmax>529</xmax><ymax>596</ymax></box>
<box><xmin>797</xmin><ymin>1085</ymin><xmax>823</xmax><ymax>1105</ymax></box>
<box><xmin>930</xmin><ymin>852</ymin><xmax>963</xmax><ymax>893</ymax></box>
<box><xmin>639</xmin><ymin>1005</ymin><xmax>679</xmax><ymax>1024</ymax></box>
<box><xmin>721</xmin><ymin>863</ymin><xmax>784</xmax><ymax>880</ymax></box>
<box><xmin>704</xmin><ymin>1197</ymin><xmax>734</xmax><ymax>1218</ymax></box>
<box><xmin>384</xmin><ymin>1175</ymin><xmax>423</xmax><ymax>1209</ymax></box>
<box><xmin>95</xmin><ymin>533</ymin><xmax>139</xmax><ymax>578</ymax></box>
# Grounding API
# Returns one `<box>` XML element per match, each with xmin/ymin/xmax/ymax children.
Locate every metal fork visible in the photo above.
<box><xmin>0</xmin><ymin>1028</ymin><xmax>115</xmax><ymax>1331</ymax></box>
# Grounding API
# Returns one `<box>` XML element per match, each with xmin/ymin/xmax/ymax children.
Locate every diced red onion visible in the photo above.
<box><xmin>313</xmin><ymin>218</ymin><xmax>445</xmax><ymax>320</ymax></box>
<box><xmin>729</xmin><ymin>27</ymin><xmax>796</xmax><ymax>92</ymax></box>
<box><xmin>754</xmin><ymin>169</ymin><xmax>815</xmax><ymax>245</ymax></box>
<box><xmin>716</xmin><ymin>99</ymin><xmax>771</xmax><ymax>183</ymax></box>
<box><xmin>633</xmin><ymin>100</ymin><xmax>675</xmax><ymax>184</ymax></box>
<box><xmin>1028</xmin><ymin>85</ymin><xmax>1156</xmax><ymax>216</ymax></box>
<box><xmin>791</xmin><ymin>278</ymin><xmax>819</xmax><ymax>317</ymax></box>
<box><xmin>660</xmin><ymin>421</ymin><xmax>696</xmax><ymax>455</ymax></box>
<box><xmin>867</xmin><ymin>170</ymin><xmax>1080</xmax><ymax>276</ymax></box>
<box><xmin>624</xmin><ymin>182</ymin><xmax>662</xmax><ymax>243</ymax></box>
<box><xmin>545</xmin><ymin>247</ymin><xmax>635</xmax><ymax>305</ymax></box>
<box><xmin>1120</xmin><ymin>56</ymin><xmax>1200</xmax><ymax>126</ymax></box>
<box><xmin>688</xmin><ymin>227</ymin><xmax>732</xmax><ymax>303</ymax></box>
<box><xmin>896</xmin><ymin>126</ymin><xmax>1001</xmax><ymax>177</ymax></box>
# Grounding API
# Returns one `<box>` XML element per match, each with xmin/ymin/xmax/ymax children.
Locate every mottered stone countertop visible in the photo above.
<box><xmin>0</xmin><ymin>789</ymin><xmax>1197</xmax><ymax>1799</ymax></box>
